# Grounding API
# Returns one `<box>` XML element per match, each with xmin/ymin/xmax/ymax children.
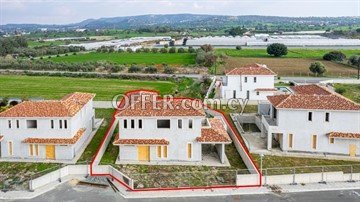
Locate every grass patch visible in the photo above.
<box><xmin>217</xmin><ymin>48</ymin><xmax>360</xmax><ymax>59</ymax></box>
<box><xmin>77</xmin><ymin>109</ymin><xmax>115</xmax><ymax>163</ymax></box>
<box><xmin>48</xmin><ymin>52</ymin><xmax>196</xmax><ymax>65</ymax></box>
<box><xmin>333</xmin><ymin>83</ymin><xmax>360</xmax><ymax>103</ymax></box>
<box><xmin>0</xmin><ymin>75</ymin><xmax>177</xmax><ymax>101</ymax></box>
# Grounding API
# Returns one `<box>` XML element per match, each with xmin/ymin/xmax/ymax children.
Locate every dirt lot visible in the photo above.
<box><xmin>220</xmin><ymin>57</ymin><xmax>358</xmax><ymax>77</ymax></box>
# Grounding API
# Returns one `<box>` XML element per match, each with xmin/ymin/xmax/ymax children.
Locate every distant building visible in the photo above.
<box><xmin>0</xmin><ymin>93</ymin><xmax>96</xmax><ymax>162</ymax></box>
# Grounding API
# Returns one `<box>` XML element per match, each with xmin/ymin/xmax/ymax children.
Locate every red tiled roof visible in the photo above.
<box><xmin>22</xmin><ymin>128</ymin><xmax>86</xmax><ymax>145</ymax></box>
<box><xmin>197</xmin><ymin>118</ymin><xmax>232</xmax><ymax>143</ymax></box>
<box><xmin>267</xmin><ymin>94</ymin><xmax>360</xmax><ymax>111</ymax></box>
<box><xmin>113</xmin><ymin>134</ymin><xmax>169</xmax><ymax>145</ymax></box>
<box><xmin>226</xmin><ymin>64</ymin><xmax>276</xmax><ymax>76</ymax></box>
<box><xmin>116</xmin><ymin>92</ymin><xmax>205</xmax><ymax>117</ymax></box>
<box><xmin>0</xmin><ymin>135</ymin><xmax>3</xmax><ymax>142</ymax></box>
<box><xmin>328</xmin><ymin>132</ymin><xmax>360</xmax><ymax>139</ymax></box>
<box><xmin>255</xmin><ymin>88</ymin><xmax>278</xmax><ymax>92</ymax></box>
<box><xmin>0</xmin><ymin>92</ymin><xmax>95</xmax><ymax>117</ymax></box>
<box><xmin>291</xmin><ymin>84</ymin><xmax>332</xmax><ymax>95</ymax></box>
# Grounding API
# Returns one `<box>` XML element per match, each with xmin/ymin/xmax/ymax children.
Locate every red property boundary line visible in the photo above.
<box><xmin>89</xmin><ymin>89</ymin><xmax>262</xmax><ymax>191</ymax></box>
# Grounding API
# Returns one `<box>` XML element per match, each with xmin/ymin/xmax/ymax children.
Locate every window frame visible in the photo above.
<box><xmin>138</xmin><ymin>119</ymin><xmax>142</xmax><ymax>129</ymax></box>
<box><xmin>188</xmin><ymin>119</ymin><xmax>193</xmax><ymax>129</ymax></box>
<box><xmin>123</xmin><ymin>119</ymin><xmax>127</xmax><ymax>129</ymax></box>
<box><xmin>27</xmin><ymin>120</ymin><xmax>38</xmax><ymax>129</ymax></box>
<box><xmin>178</xmin><ymin>119</ymin><xmax>182</xmax><ymax>129</ymax></box>
<box><xmin>254</xmin><ymin>77</ymin><xmax>257</xmax><ymax>83</ymax></box>
<box><xmin>325</xmin><ymin>112</ymin><xmax>330</xmax><ymax>122</ymax></box>
<box><xmin>157</xmin><ymin>119</ymin><xmax>171</xmax><ymax>129</ymax></box>
<box><xmin>308</xmin><ymin>112</ymin><xmax>312</xmax><ymax>121</ymax></box>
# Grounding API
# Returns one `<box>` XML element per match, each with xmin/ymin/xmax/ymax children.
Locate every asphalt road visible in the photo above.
<box><xmin>8</xmin><ymin>182</ymin><xmax>360</xmax><ymax>202</ymax></box>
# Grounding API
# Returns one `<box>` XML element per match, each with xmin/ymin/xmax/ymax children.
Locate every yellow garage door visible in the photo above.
<box><xmin>45</xmin><ymin>145</ymin><xmax>55</xmax><ymax>160</ymax></box>
<box><xmin>349</xmin><ymin>144</ymin><xmax>357</xmax><ymax>157</ymax></box>
<box><xmin>137</xmin><ymin>146</ymin><xmax>150</xmax><ymax>161</ymax></box>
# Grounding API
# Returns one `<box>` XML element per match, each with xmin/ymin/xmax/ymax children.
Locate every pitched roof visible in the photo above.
<box><xmin>0</xmin><ymin>92</ymin><xmax>95</xmax><ymax>117</ymax></box>
<box><xmin>255</xmin><ymin>88</ymin><xmax>278</xmax><ymax>92</ymax></box>
<box><xmin>291</xmin><ymin>84</ymin><xmax>332</xmax><ymax>95</ymax></box>
<box><xmin>116</xmin><ymin>92</ymin><xmax>205</xmax><ymax>117</ymax></box>
<box><xmin>328</xmin><ymin>132</ymin><xmax>360</xmax><ymax>140</ymax></box>
<box><xmin>22</xmin><ymin>128</ymin><xmax>86</xmax><ymax>145</ymax></box>
<box><xmin>197</xmin><ymin>118</ymin><xmax>232</xmax><ymax>143</ymax></box>
<box><xmin>113</xmin><ymin>134</ymin><xmax>169</xmax><ymax>145</ymax></box>
<box><xmin>226</xmin><ymin>64</ymin><xmax>276</xmax><ymax>76</ymax></box>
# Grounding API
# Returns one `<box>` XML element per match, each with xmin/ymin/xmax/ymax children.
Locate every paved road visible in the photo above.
<box><xmin>9</xmin><ymin>182</ymin><xmax>360</xmax><ymax>202</ymax></box>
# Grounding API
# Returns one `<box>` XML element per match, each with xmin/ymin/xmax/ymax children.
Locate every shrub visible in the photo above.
<box><xmin>65</xmin><ymin>53</ymin><xmax>68</xmax><ymax>56</ymax></box>
<box><xmin>128</xmin><ymin>65</ymin><xmax>142</xmax><ymax>73</ymax></box>
<box><xmin>143</xmin><ymin>48</ymin><xmax>150</xmax><ymax>53</ymax></box>
<box><xmin>335</xmin><ymin>87</ymin><xmax>346</xmax><ymax>95</ymax></box>
<box><xmin>160</xmin><ymin>48</ymin><xmax>168</xmax><ymax>53</ymax></box>
<box><xmin>48</xmin><ymin>56</ymin><xmax>51</xmax><ymax>59</ymax></box>
<box><xmin>169</xmin><ymin>47</ymin><xmax>176</xmax><ymax>53</ymax></box>
<box><xmin>323</xmin><ymin>51</ymin><xmax>346</xmax><ymax>61</ymax></box>
<box><xmin>188</xmin><ymin>46</ymin><xmax>196</xmax><ymax>53</ymax></box>
<box><xmin>73</xmin><ymin>52</ymin><xmax>77</xmax><ymax>55</ymax></box>
<box><xmin>267</xmin><ymin>43</ymin><xmax>288</xmax><ymax>57</ymax></box>
<box><xmin>164</xmin><ymin>44</ymin><xmax>169</xmax><ymax>48</ymax></box>
<box><xmin>236</xmin><ymin>45</ymin><xmax>242</xmax><ymax>50</ymax></box>
<box><xmin>196</xmin><ymin>50</ymin><xmax>217</xmax><ymax>67</ymax></box>
<box><xmin>163</xmin><ymin>66</ymin><xmax>175</xmax><ymax>74</ymax></box>
<box><xmin>144</xmin><ymin>66</ymin><xmax>157</xmax><ymax>73</ymax></box>
<box><xmin>118</xmin><ymin>49</ymin><xmax>124</xmax><ymax>53</ymax></box>
<box><xmin>309</xmin><ymin>61</ymin><xmax>326</xmax><ymax>76</ymax></box>
<box><xmin>126</xmin><ymin>48</ymin><xmax>133</xmax><ymax>53</ymax></box>
<box><xmin>40</xmin><ymin>57</ymin><xmax>43</xmax><ymax>60</ymax></box>
<box><xmin>151</xmin><ymin>48</ymin><xmax>158</xmax><ymax>53</ymax></box>
<box><xmin>177</xmin><ymin>48</ymin><xmax>185</xmax><ymax>53</ymax></box>
<box><xmin>135</xmin><ymin>48</ymin><xmax>142</xmax><ymax>53</ymax></box>
<box><xmin>200</xmin><ymin>44</ymin><xmax>213</xmax><ymax>52</ymax></box>
<box><xmin>56</xmin><ymin>54</ymin><xmax>60</xmax><ymax>57</ymax></box>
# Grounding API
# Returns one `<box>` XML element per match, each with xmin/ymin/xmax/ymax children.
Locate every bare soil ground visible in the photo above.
<box><xmin>220</xmin><ymin>57</ymin><xmax>358</xmax><ymax>77</ymax></box>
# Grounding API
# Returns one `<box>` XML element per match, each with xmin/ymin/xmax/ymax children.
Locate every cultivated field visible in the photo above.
<box><xmin>216</xmin><ymin>48</ymin><xmax>360</xmax><ymax>59</ymax></box>
<box><xmin>0</xmin><ymin>75</ymin><xmax>177</xmax><ymax>100</ymax></box>
<box><xmin>49</xmin><ymin>52</ymin><xmax>196</xmax><ymax>65</ymax></box>
<box><xmin>220</xmin><ymin>57</ymin><xmax>358</xmax><ymax>77</ymax></box>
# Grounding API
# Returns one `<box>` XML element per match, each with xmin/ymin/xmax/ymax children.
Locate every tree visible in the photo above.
<box><xmin>226</xmin><ymin>26</ymin><xmax>247</xmax><ymax>36</ymax></box>
<box><xmin>144</xmin><ymin>66</ymin><xmax>157</xmax><ymax>73</ymax></box>
<box><xmin>323</xmin><ymin>51</ymin><xmax>346</xmax><ymax>61</ymax></box>
<box><xmin>163</xmin><ymin>66</ymin><xmax>175</xmax><ymax>74</ymax></box>
<box><xmin>151</xmin><ymin>48</ymin><xmax>158</xmax><ymax>53</ymax></box>
<box><xmin>177</xmin><ymin>48</ymin><xmax>185</xmax><ymax>53</ymax></box>
<box><xmin>168</xmin><ymin>47</ymin><xmax>176</xmax><ymax>53</ymax></box>
<box><xmin>236</xmin><ymin>45</ymin><xmax>242</xmax><ymax>50</ymax></box>
<box><xmin>188</xmin><ymin>46</ymin><xmax>195</xmax><ymax>53</ymax></box>
<box><xmin>126</xmin><ymin>48</ymin><xmax>133</xmax><ymax>53</ymax></box>
<box><xmin>348</xmin><ymin>55</ymin><xmax>360</xmax><ymax>79</ymax></box>
<box><xmin>160</xmin><ymin>48</ymin><xmax>168</xmax><ymax>53</ymax></box>
<box><xmin>309</xmin><ymin>62</ymin><xmax>326</xmax><ymax>76</ymax></box>
<box><xmin>200</xmin><ymin>44</ymin><xmax>213</xmax><ymax>52</ymax></box>
<box><xmin>164</xmin><ymin>44</ymin><xmax>169</xmax><ymax>48</ymax></box>
<box><xmin>267</xmin><ymin>43</ymin><xmax>288</xmax><ymax>57</ymax></box>
<box><xmin>196</xmin><ymin>49</ymin><xmax>217</xmax><ymax>67</ymax></box>
<box><xmin>128</xmin><ymin>64</ymin><xmax>142</xmax><ymax>73</ymax></box>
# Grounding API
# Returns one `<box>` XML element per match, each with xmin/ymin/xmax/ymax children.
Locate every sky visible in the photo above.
<box><xmin>0</xmin><ymin>0</ymin><xmax>360</xmax><ymax>25</ymax></box>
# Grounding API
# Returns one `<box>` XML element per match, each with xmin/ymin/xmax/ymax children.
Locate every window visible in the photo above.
<box><xmin>8</xmin><ymin>141</ymin><xmax>13</xmax><ymax>156</ymax></box>
<box><xmin>244</xmin><ymin>77</ymin><xmax>248</xmax><ymax>83</ymax></box>
<box><xmin>163</xmin><ymin>146</ymin><xmax>168</xmax><ymax>158</ymax></box>
<box><xmin>273</xmin><ymin>107</ymin><xmax>277</xmax><ymax>119</ymax></box>
<box><xmin>254</xmin><ymin>77</ymin><xmax>257</xmax><ymax>83</ymax></box>
<box><xmin>178</xmin><ymin>119</ymin><xmax>182</xmax><ymax>129</ymax></box>
<box><xmin>233</xmin><ymin>90</ymin><xmax>236</xmax><ymax>98</ymax></box>
<box><xmin>256</xmin><ymin>92</ymin><xmax>260</xmax><ymax>96</ymax></box>
<box><xmin>27</xmin><ymin>120</ymin><xmax>37</xmax><ymax>129</ymax></box>
<box><xmin>59</xmin><ymin>120</ymin><xmax>63</xmax><ymax>129</ymax></box>
<box><xmin>64</xmin><ymin>120</ymin><xmax>67</xmax><ymax>129</ymax></box>
<box><xmin>157</xmin><ymin>146</ymin><xmax>168</xmax><ymax>158</ymax></box>
<box><xmin>157</xmin><ymin>146</ymin><xmax>162</xmax><ymax>158</ymax></box>
<box><xmin>246</xmin><ymin>91</ymin><xmax>250</xmax><ymax>99</ymax></box>
<box><xmin>189</xmin><ymin>119</ymin><xmax>193</xmax><ymax>129</ymax></box>
<box><xmin>157</xmin><ymin>119</ymin><xmax>170</xmax><ymax>128</ymax></box>
<box><xmin>288</xmin><ymin>134</ymin><xmax>293</xmax><ymax>149</ymax></box>
<box><xmin>16</xmin><ymin>120</ymin><xmax>20</xmax><ymax>129</ymax></box>
<box><xmin>51</xmin><ymin>120</ymin><xmax>54</xmax><ymax>129</ymax></box>
<box><xmin>325</xmin><ymin>113</ymin><xmax>330</xmax><ymax>122</ymax></box>
<box><xmin>308</xmin><ymin>112</ymin><xmax>312</xmax><ymax>121</ymax></box>
<box><xmin>138</xmin><ymin>119</ymin><xmax>142</xmax><ymax>129</ymax></box>
<box><xmin>329</xmin><ymin>138</ymin><xmax>335</xmax><ymax>144</ymax></box>
<box><xmin>8</xmin><ymin>120</ymin><xmax>11</xmax><ymax>129</ymax></box>
<box><xmin>187</xmin><ymin>143</ymin><xmax>192</xmax><ymax>159</ymax></box>
<box><xmin>131</xmin><ymin>119</ymin><xmax>135</xmax><ymax>129</ymax></box>
<box><xmin>311</xmin><ymin>135</ymin><xmax>317</xmax><ymax>149</ymax></box>
<box><xmin>124</xmin><ymin>119</ymin><xmax>127</xmax><ymax>128</ymax></box>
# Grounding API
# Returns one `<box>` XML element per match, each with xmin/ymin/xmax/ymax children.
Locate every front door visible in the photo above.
<box><xmin>137</xmin><ymin>146</ymin><xmax>150</xmax><ymax>161</ymax></box>
<box><xmin>45</xmin><ymin>145</ymin><xmax>55</xmax><ymax>160</ymax></box>
<box><xmin>349</xmin><ymin>144</ymin><xmax>357</xmax><ymax>157</ymax></box>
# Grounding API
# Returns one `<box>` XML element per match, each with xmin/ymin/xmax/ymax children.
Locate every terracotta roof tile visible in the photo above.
<box><xmin>255</xmin><ymin>88</ymin><xmax>278</xmax><ymax>92</ymax></box>
<box><xmin>116</xmin><ymin>92</ymin><xmax>205</xmax><ymax>117</ymax></box>
<box><xmin>197</xmin><ymin>118</ymin><xmax>232</xmax><ymax>143</ymax></box>
<box><xmin>328</xmin><ymin>132</ymin><xmax>360</xmax><ymax>139</ymax></box>
<box><xmin>291</xmin><ymin>84</ymin><xmax>332</xmax><ymax>95</ymax></box>
<box><xmin>226</xmin><ymin>64</ymin><xmax>276</xmax><ymax>76</ymax></box>
<box><xmin>0</xmin><ymin>92</ymin><xmax>95</xmax><ymax>117</ymax></box>
<box><xmin>22</xmin><ymin>128</ymin><xmax>86</xmax><ymax>145</ymax></box>
<box><xmin>113</xmin><ymin>134</ymin><xmax>169</xmax><ymax>145</ymax></box>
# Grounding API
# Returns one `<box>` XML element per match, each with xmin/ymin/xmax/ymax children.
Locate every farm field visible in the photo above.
<box><xmin>27</xmin><ymin>40</ymin><xmax>78</xmax><ymax>47</ymax></box>
<box><xmin>220</xmin><ymin>57</ymin><xmax>358</xmax><ymax>77</ymax></box>
<box><xmin>0</xmin><ymin>75</ymin><xmax>177</xmax><ymax>100</ymax></box>
<box><xmin>49</xmin><ymin>52</ymin><xmax>196</xmax><ymax>65</ymax></box>
<box><xmin>216</xmin><ymin>48</ymin><xmax>360</xmax><ymax>59</ymax></box>
<box><xmin>334</xmin><ymin>83</ymin><xmax>360</xmax><ymax>103</ymax></box>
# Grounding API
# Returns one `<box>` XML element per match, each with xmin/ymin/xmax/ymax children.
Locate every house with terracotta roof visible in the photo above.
<box><xmin>221</xmin><ymin>64</ymin><xmax>277</xmax><ymax>102</ymax></box>
<box><xmin>0</xmin><ymin>92</ymin><xmax>96</xmax><ymax>162</ymax></box>
<box><xmin>114</xmin><ymin>91</ymin><xmax>232</xmax><ymax>164</ymax></box>
<box><xmin>261</xmin><ymin>84</ymin><xmax>360</xmax><ymax>156</ymax></box>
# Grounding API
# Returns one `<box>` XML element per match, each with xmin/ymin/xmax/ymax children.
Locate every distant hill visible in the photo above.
<box><xmin>1</xmin><ymin>14</ymin><xmax>360</xmax><ymax>31</ymax></box>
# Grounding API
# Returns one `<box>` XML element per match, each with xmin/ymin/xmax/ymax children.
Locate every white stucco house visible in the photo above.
<box><xmin>221</xmin><ymin>64</ymin><xmax>277</xmax><ymax>102</ymax></box>
<box><xmin>113</xmin><ymin>90</ymin><xmax>232</xmax><ymax>165</ymax></box>
<box><xmin>260</xmin><ymin>84</ymin><xmax>360</xmax><ymax>156</ymax></box>
<box><xmin>0</xmin><ymin>92</ymin><xmax>96</xmax><ymax>162</ymax></box>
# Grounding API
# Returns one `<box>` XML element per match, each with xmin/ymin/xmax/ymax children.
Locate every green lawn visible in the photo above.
<box><xmin>0</xmin><ymin>75</ymin><xmax>177</xmax><ymax>101</ymax></box>
<box><xmin>334</xmin><ymin>83</ymin><xmax>360</xmax><ymax>103</ymax></box>
<box><xmin>48</xmin><ymin>52</ymin><xmax>196</xmax><ymax>65</ymax></box>
<box><xmin>216</xmin><ymin>48</ymin><xmax>360</xmax><ymax>59</ymax></box>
